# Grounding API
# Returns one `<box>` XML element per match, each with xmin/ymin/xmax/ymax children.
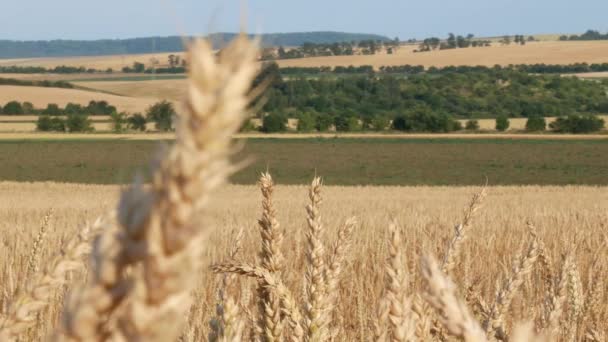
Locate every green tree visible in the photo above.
<box><xmin>334</xmin><ymin>115</ymin><xmax>361</xmax><ymax>132</ymax></box>
<box><xmin>43</xmin><ymin>103</ymin><xmax>62</xmax><ymax>115</ymax></box>
<box><xmin>110</xmin><ymin>112</ymin><xmax>128</xmax><ymax>133</ymax></box>
<box><xmin>127</xmin><ymin>113</ymin><xmax>147</xmax><ymax>131</ymax></box>
<box><xmin>549</xmin><ymin>115</ymin><xmax>605</xmax><ymax>133</ymax></box>
<box><xmin>525</xmin><ymin>116</ymin><xmax>546</xmax><ymax>131</ymax></box>
<box><xmin>261</xmin><ymin>112</ymin><xmax>287</xmax><ymax>133</ymax></box>
<box><xmin>22</xmin><ymin>102</ymin><xmax>34</xmax><ymax>114</ymax></box>
<box><xmin>495</xmin><ymin>115</ymin><xmax>510</xmax><ymax>131</ymax></box>
<box><xmin>146</xmin><ymin>101</ymin><xmax>175</xmax><ymax>131</ymax></box>
<box><xmin>296</xmin><ymin>112</ymin><xmax>315</xmax><ymax>132</ymax></box>
<box><xmin>66</xmin><ymin>113</ymin><xmax>93</xmax><ymax>132</ymax></box>
<box><xmin>3</xmin><ymin>101</ymin><xmax>23</xmax><ymax>115</ymax></box>
<box><xmin>465</xmin><ymin>119</ymin><xmax>479</xmax><ymax>130</ymax></box>
<box><xmin>36</xmin><ymin>115</ymin><xmax>53</xmax><ymax>131</ymax></box>
<box><xmin>65</xmin><ymin>103</ymin><xmax>84</xmax><ymax>115</ymax></box>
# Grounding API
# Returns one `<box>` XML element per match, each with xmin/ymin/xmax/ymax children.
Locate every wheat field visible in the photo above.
<box><xmin>0</xmin><ymin>35</ymin><xmax>606</xmax><ymax>342</ymax></box>
<box><xmin>277</xmin><ymin>41</ymin><xmax>608</xmax><ymax>69</ymax></box>
<box><xmin>0</xmin><ymin>181</ymin><xmax>606</xmax><ymax>340</ymax></box>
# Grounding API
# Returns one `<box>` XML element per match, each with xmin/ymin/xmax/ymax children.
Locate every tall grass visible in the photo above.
<box><xmin>0</xmin><ymin>35</ymin><xmax>605</xmax><ymax>341</ymax></box>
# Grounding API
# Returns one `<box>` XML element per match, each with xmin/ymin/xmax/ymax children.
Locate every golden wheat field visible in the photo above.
<box><xmin>277</xmin><ymin>41</ymin><xmax>608</xmax><ymax>69</ymax></box>
<box><xmin>1</xmin><ymin>36</ymin><xmax>607</xmax><ymax>342</ymax></box>
<box><xmin>0</xmin><ymin>181</ymin><xmax>606</xmax><ymax>340</ymax></box>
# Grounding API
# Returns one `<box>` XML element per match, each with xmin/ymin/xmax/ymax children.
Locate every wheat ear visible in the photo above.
<box><xmin>26</xmin><ymin>209</ymin><xmax>54</xmax><ymax>278</ymax></box>
<box><xmin>256</xmin><ymin>172</ymin><xmax>284</xmax><ymax>341</ymax></box>
<box><xmin>303</xmin><ymin>177</ymin><xmax>328</xmax><ymax>342</ymax></box>
<box><xmin>420</xmin><ymin>254</ymin><xmax>487</xmax><ymax>342</ymax></box>
<box><xmin>442</xmin><ymin>187</ymin><xmax>487</xmax><ymax>275</ymax></box>
<box><xmin>324</xmin><ymin>216</ymin><xmax>356</xmax><ymax>333</ymax></box>
<box><xmin>379</xmin><ymin>222</ymin><xmax>416</xmax><ymax>342</ymax></box>
<box><xmin>209</xmin><ymin>229</ymin><xmax>246</xmax><ymax>342</ymax></box>
<box><xmin>60</xmin><ymin>35</ymin><xmax>258</xmax><ymax>341</ymax></box>
<box><xmin>212</xmin><ymin>262</ymin><xmax>304</xmax><ymax>340</ymax></box>
<box><xmin>483</xmin><ymin>234</ymin><xmax>539</xmax><ymax>340</ymax></box>
<box><xmin>0</xmin><ymin>216</ymin><xmax>105</xmax><ymax>339</ymax></box>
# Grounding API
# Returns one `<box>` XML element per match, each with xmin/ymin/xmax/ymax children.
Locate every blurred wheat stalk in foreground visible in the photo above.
<box><xmin>0</xmin><ymin>35</ymin><xmax>605</xmax><ymax>341</ymax></box>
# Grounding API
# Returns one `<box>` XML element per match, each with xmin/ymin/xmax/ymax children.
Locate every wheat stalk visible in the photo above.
<box><xmin>59</xmin><ymin>34</ymin><xmax>259</xmax><ymax>341</ymax></box>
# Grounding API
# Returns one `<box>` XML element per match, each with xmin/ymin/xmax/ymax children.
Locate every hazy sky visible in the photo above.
<box><xmin>2</xmin><ymin>0</ymin><xmax>608</xmax><ymax>41</ymax></box>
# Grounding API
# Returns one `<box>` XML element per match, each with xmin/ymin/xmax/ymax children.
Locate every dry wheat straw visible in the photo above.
<box><xmin>60</xmin><ymin>34</ymin><xmax>258</xmax><ymax>341</ymax></box>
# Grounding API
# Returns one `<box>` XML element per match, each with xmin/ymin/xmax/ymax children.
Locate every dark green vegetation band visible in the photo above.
<box><xmin>0</xmin><ymin>138</ymin><xmax>607</xmax><ymax>185</ymax></box>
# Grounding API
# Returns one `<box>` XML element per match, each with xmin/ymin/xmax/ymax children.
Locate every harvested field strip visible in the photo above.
<box><xmin>0</xmin><ymin>138</ymin><xmax>606</xmax><ymax>185</ymax></box>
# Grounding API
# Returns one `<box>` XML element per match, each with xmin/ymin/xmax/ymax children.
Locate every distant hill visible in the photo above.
<box><xmin>0</xmin><ymin>32</ymin><xmax>391</xmax><ymax>59</ymax></box>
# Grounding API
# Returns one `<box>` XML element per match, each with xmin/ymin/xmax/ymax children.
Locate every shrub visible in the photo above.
<box><xmin>3</xmin><ymin>101</ymin><xmax>23</xmax><ymax>115</ymax></box>
<box><xmin>334</xmin><ymin>115</ymin><xmax>360</xmax><ymax>132</ymax></box>
<box><xmin>36</xmin><ymin>115</ymin><xmax>66</xmax><ymax>132</ymax></box>
<box><xmin>110</xmin><ymin>112</ymin><xmax>128</xmax><ymax>133</ymax></box>
<box><xmin>296</xmin><ymin>112</ymin><xmax>315</xmax><ymax>132</ymax></box>
<box><xmin>369</xmin><ymin>115</ymin><xmax>389</xmax><ymax>131</ymax></box>
<box><xmin>261</xmin><ymin>112</ymin><xmax>287</xmax><ymax>133</ymax></box>
<box><xmin>549</xmin><ymin>114</ymin><xmax>605</xmax><ymax>133</ymax></box>
<box><xmin>393</xmin><ymin>111</ymin><xmax>461</xmax><ymax>132</ymax></box>
<box><xmin>36</xmin><ymin>115</ymin><xmax>53</xmax><ymax>131</ymax></box>
<box><xmin>127</xmin><ymin>113</ymin><xmax>147</xmax><ymax>131</ymax></box>
<box><xmin>239</xmin><ymin>119</ymin><xmax>257</xmax><ymax>132</ymax></box>
<box><xmin>391</xmin><ymin>115</ymin><xmax>411</xmax><ymax>131</ymax></box>
<box><xmin>66</xmin><ymin>113</ymin><xmax>93</xmax><ymax>132</ymax></box>
<box><xmin>495</xmin><ymin>115</ymin><xmax>510</xmax><ymax>131</ymax></box>
<box><xmin>146</xmin><ymin>101</ymin><xmax>175</xmax><ymax>131</ymax></box>
<box><xmin>315</xmin><ymin>114</ymin><xmax>334</xmax><ymax>132</ymax></box>
<box><xmin>525</xmin><ymin>115</ymin><xmax>546</xmax><ymax>131</ymax></box>
<box><xmin>465</xmin><ymin>119</ymin><xmax>479</xmax><ymax>130</ymax></box>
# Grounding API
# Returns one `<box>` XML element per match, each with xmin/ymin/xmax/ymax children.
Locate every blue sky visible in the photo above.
<box><xmin>2</xmin><ymin>0</ymin><xmax>608</xmax><ymax>40</ymax></box>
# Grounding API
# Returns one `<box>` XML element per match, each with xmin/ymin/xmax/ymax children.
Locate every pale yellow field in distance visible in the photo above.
<box><xmin>277</xmin><ymin>41</ymin><xmax>608</xmax><ymax>69</ymax></box>
<box><xmin>0</xmin><ymin>52</ymin><xmax>187</xmax><ymax>71</ymax></box>
<box><xmin>1</xmin><ymin>182</ymin><xmax>606</xmax><ymax>340</ymax></box>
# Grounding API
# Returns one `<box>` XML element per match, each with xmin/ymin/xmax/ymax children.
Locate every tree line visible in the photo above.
<box><xmin>277</xmin><ymin>63</ymin><xmax>608</xmax><ymax>77</ymax></box>
<box><xmin>560</xmin><ymin>30</ymin><xmax>608</xmax><ymax>41</ymax></box>
<box><xmin>252</xmin><ymin>64</ymin><xmax>608</xmax><ymax>133</ymax></box>
<box><xmin>0</xmin><ymin>100</ymin><xmax>116</xmax><ymax>115</ymax></box>
<box><xmin>261</xmin><ymin>38</ymin><xmax>401</xmax><ymax>60</ymax></box>
<box><xmin>0</xmin><ymin>77</ymin><xmax>74</xmax><ymax>89</ymax></box>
